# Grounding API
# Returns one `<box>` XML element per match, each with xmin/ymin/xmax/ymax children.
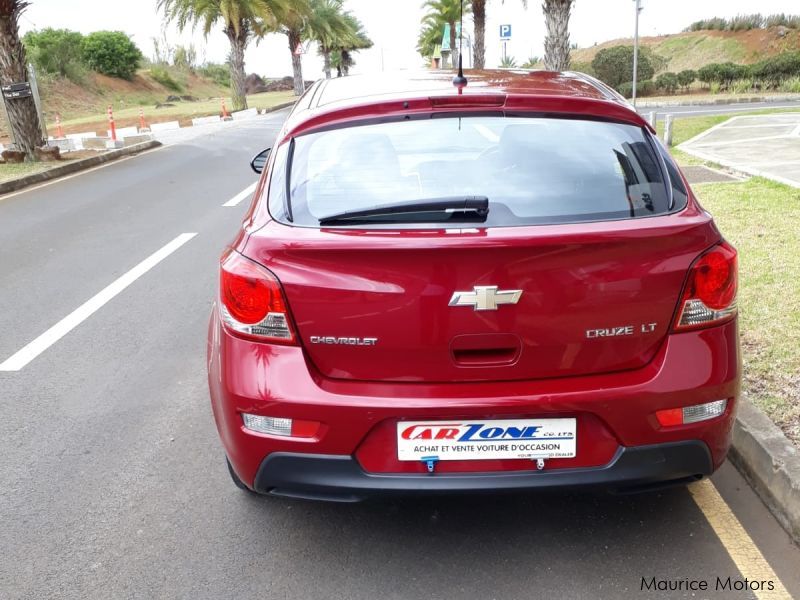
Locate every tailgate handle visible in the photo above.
<box><xmin>450</xmin><ymin>334</ymin><xmax>521</xmax><ymax>367</ymax></box>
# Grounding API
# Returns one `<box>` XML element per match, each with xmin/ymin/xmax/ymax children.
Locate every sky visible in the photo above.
<box><xmin>17</xmin><ymin>0</ymin><xmax>800</xmax><ymax>79</ymax></box>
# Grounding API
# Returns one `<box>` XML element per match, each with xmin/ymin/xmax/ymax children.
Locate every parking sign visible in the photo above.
<box><xmin>500</xmin><ymin>24</ymin><xmax>512</xmax><ymax>40</ymax></box>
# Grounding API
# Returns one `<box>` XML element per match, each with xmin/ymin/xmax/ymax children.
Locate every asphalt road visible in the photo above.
<box><xmin>637</xmin><ymin>99</ymin><xmax>800</xmax><ymax>121</ymax></box>
<box><xmin>1</xmin><ymin>109</ymin><xmax>799</xmax><ymax>600</ymax></box>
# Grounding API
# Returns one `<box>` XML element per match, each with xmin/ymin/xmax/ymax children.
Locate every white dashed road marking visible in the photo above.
<box><xmin>0</xmin><ymin>233</ymin><xmax>197</xmax><ymax>372</ymax></box>
<box><xmin>222</xmin><ymin>182</ymin><xmax>257</xmax><ymax>207</ymax></box>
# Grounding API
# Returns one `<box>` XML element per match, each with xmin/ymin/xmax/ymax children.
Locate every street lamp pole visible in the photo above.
<box><xmin>632</xmin><ymin>0</ymin><xmax>641</xmax><ymax>107</ymax></box>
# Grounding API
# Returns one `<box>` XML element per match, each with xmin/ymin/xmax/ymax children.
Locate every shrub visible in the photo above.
<box><xmin>697</xmin><ymin>62</ymin><xmax>751</xmax><ymax>89</ymax></box>
<box><xmin>591</xmin><ymin>45</ymin><xmax>654</xmax><ymax>89</ymax></box>
<box><xmin>198</xmin><ymin>63</ymin><xmax>230</xmax><ymax>88</ymax></box>
<box><xmin>764</xmin><ymin>14</ymin><xmax>800</xmax><ymax>29</ymax></box>
<box><xmin>499</xmin><ymin>55</ymin><xmax>518</xmax><ymax>68</ymax></box>
<box><xmin>778</xmin><ymin>76</ymin><xmax>800</xmax><ymax>93</ymax></box>
<box><xmin>615</xmin><ymin>80</ymin><xmax>656</xmax><ymax>98</ymax></box>
<box><xmin>149</xmin><ymin>66</ymin><xmax>183</xmax><ymax>92</ymax></box>
<box><xmin>617</xmin><ymin>82</ymin><xmax>632</xmax><ymax>98</ymax></box>
<box><xmin>82</xmin><ymin>31</ymin><xmax>143</xmax><ymax>80</ymax></box>
<box><xmin>569</xmin><ymin>60</ymin><xmax>595</xmax><ymax>77</ymax></box>
<box><xmin>173</xmin><ymin>45</ymin><xmax>197</xmax><ymax>71</ymax></box>
<box><xmin>521</xmin><ymin>56</ymin><xmax>541</xmax><ymax>69</ymax></box>
<box><xmin>677</xmin><ymin>69</ymin><xmax>697</xmax><ymax>90</ymax></box>
<box><xmin>751</xmin><ymin>52</ymin><xmax>800</xmax><ymax>88</ymax></box>
<box><xmin>730</xmin><ymin>79</ymin><xmax>755</xmax><ymax>94</ymax></box>
<box><xmin>686</xmin><ymin>13</ymin><xmax>800</xmax><ymax>32</ymax></box>
<box><xmin>655</xmin><ymin>72</ymin><xmax>679</xmax><ymax>94</ymax></box>
<box><xmin>22</xmin><ymin>28</ymin><xmax>86</xmax><ymax>81</ymax></box>
<box><xmin>637</xmin><ymin>79</ymin><xmax>656</xmax><ymax>96</ymax></box>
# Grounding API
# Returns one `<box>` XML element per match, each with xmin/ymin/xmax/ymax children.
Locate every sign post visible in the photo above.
<box><xmin>500</xmin><ymin>24</ymin><xmax>512</xmax><ymax>63</ymax></box>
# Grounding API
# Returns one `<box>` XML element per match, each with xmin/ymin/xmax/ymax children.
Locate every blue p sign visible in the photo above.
<box><xmin>500</xmin><ymin>24</ymin><xmax>512</xmax><ymax>39</ymax></box>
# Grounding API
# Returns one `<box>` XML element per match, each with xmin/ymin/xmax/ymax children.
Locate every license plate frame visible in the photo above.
<box><xmin>396</xmin><ymin>418</ymin><xmax>577</xmax><ymax>462</ymax></box>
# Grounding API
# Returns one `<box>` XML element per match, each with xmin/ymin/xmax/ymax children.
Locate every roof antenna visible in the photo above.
<box><xmin>452</xmin><ymin>0</ymin><xmax>468</xmax><ymax>89</ymax></box>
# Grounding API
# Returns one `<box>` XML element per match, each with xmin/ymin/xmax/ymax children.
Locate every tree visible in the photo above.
<box><xmin>328</xmin><ymin>12</ymin><xmax>371</xmax><ymax>77</ymax></box>
<box><xmin>421</xmin><ymin>0</ymin><xmax>470</xmax><ymax>69</ymax></box>
<box><xmin>22</xmin><ymin>28</ymin><xmax>85</xmax><ymax>81</ymax></box>
<box><xmin>82</xmin><ymin>31</ymin><xmax>143</xmax><ymax>80</ymax></box>
<box><xmin>306</xmin><ymin>0</ymin><xmax>354</xmax><ymax>80</ymax></box>
<box><xmin>269</xmin><ymin>1</ymin><xmax>314</xmax><ymax>96</ymax></box>
<box><xmin>655</xmin><ymin>72</ymin><xmax>679</xmax><ymax>95</ymax></box>
<box><xmin>677</xmin><ymin>69</ymin><xmax>696</xmax><ymax>91</ymax></box>
<box><xmin>472</xmin><ymin>0</ymin><xmax>485</xmax><ymax>69</ymax></box>
<box><xmin>542</xmin><ymin>0</ymin><xmax>573</xmax><ymax>71</ymax></box>
<box><xmin>158</xmin><ymin>0</ymin><xmax>291</xmax><ymax>111</ymax></box>
<box><xmin>0</xmin><ymin>0</ymin><xmax>43</xmax><ymax>160</ymax></box>
<box><xmin>591</xmin><ymin>45</ymin><xmax>654</xmax><ymax>90</ymax></box>
<box><xmin>417</xmin><ymin>13</ymin><xmax>445</xmax><ymax>60</ymax></box>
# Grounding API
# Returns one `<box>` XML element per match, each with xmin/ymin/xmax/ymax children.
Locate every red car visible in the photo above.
<box><xmin>208</xmin><ymin>70</ymin><xmax>739</xmax><ymax>501</ymax></box>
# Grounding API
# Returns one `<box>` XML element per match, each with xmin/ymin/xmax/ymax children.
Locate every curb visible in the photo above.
<box><xmin>0</xmin><ymin>140</ymin><xmax>162</xmax><ymax>195</ymax></box>
<box><xmin>262</xmin><ymin>100</ymin><xmax>296</xmax><ymax>114</ymax></box>
<box><xmin>637</xmin><ymin>94</ymin><xmax>800</xmax><ymax>109</ymax></box>
<box><xmin>729</xmin><ymin>401</ymin><xmax>800</xmax><ymax>545</ymax></box>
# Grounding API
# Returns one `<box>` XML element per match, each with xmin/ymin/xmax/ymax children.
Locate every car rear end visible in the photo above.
<box><xmin>208</xmin><ymin>74</ymin><xmax>740</xmax><ymax>501</ymax></box>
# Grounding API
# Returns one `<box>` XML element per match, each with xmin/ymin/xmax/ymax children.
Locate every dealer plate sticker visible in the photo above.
<box><xmin>396</xmin><ymin>418</ymin><xmax>576</xmax><ymax>461</ymax></box>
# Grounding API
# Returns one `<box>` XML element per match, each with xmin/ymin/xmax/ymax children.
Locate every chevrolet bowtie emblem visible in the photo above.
<box><xmin>449</xmin><ymin>286</ymin><xmax>523</xmax><ymax>311</ymax></box>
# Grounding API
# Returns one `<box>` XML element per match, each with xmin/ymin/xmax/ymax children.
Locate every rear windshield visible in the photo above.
<box><xmin>269</xmin><ymin>116</ymin><xmax>677</xmax><ymax>227</ymax></box>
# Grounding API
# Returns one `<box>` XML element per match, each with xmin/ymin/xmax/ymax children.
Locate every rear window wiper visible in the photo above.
<box><xmin>318</xmin><ymin>196</ymin><xmax>489</xmax><ymax>226</ymax></box>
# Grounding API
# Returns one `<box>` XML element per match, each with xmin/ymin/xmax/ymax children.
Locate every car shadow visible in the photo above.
<box><xmin>231</xmin><ymin>487</ymin><xmax>742</xmax><ymax>599</ymax></box>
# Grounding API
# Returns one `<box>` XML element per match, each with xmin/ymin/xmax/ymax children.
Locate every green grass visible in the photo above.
<box><xmin>0</xmin><ymin>161</ymin><xmax>54</xmax><ymax>183</ymax></box>
<box><xmin>654</xmin><ymin>34</ymin><xmax>747</xmax><ymax>71</ymax></box>
<box><xmin>665</xmin><ymin>109</ymin><xmax>800</xmax><ymax>444</ymax></box>
<box><xmin>692</xmin><ymin>178</ymin><xmax>800</xmax><ymax>443</ymax></box>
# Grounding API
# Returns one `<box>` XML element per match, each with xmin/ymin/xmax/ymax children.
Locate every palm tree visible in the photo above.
<box><xmin>158</xmin><ymin>0</ymin><xmax>290</xmax><ymax>111</ymax></box>
<box><xmin>421</xmin><ymin>0</ymin><xmax>470</xmax><ymax>69</ymax></box>
<box><xmin>417</xmin><ymin>13</ymin><xmax>445</xmax><ymax>61</ymax></box>
<box><xmin>472</xmin><ymin>0</ymin><xmax>486</xmax><ymax>69</ymax></box>
<box><xmin>269</xmin><ymin>1</ymin><xmax>312</xmax><ymax>96</ymax></box>
<box><xmin>329</xmin><ymin>12</ymin><xmax>372</xmax><ymax>77</ymax></box>
<box><xmin>0</xmin><ymin>0</ymin><xmax>44</xmax><ymax>160</ymax></box>
<box><xmin>307</xmin><ymin>0</ymin><xmax>352</xmax><ymax>80</ymax></box>
<box><xmin>542</xmin><ymin>0</ymin><xmax>573</xmax><ymax>70</ymax></box>
<box><xmin>502</xmin><ymin>0</ymin><xmax>571</xmax><ymax>71</ymax></box>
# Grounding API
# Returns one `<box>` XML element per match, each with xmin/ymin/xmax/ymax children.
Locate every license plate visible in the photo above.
<box><xmin>396</xmin><ymin>418</ymin><xmax>576</xmax><ymax>461</ymax></box>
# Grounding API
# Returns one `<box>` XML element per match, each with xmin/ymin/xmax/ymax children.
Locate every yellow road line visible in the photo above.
<box><xmin>689</xmin><ymin>479</ymin><xmax>791</xmax><ymax>599</ymax></box>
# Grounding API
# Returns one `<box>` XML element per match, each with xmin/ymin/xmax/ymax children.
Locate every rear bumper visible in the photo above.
<box><xmin>209</xmin><ymin>309</ymin><xmax>739</xmax><ymax>492</ymax></box>
<box><xmin>254</xmin><ymin>441</ymin><xmax>713</xmax><ymax>501</ymax></box>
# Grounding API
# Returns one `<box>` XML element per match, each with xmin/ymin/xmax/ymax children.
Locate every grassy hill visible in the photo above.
<box><xmin>572</xmin><ymin>27</ymin><xmax>800</xmax><ymax>73</ymax></box>
<box><xmin>0</xmin><ymin>67</ymin><xmax>293</xmax><ymax>143</ymax></box>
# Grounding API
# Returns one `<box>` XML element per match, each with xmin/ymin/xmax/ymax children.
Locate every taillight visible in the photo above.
<box><xmin>219</xmin><ymin>250</ymin><xmax>296</xmax><ymax>344</ymax></box>
<box><xmin>673</xmin><ymin>242</ymin><xmax>738</xmax><ymax>331</ymax></box>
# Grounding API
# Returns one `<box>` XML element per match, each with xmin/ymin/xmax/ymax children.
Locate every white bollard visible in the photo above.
<box><xmin>664</xmin><ymin>114</ymin><xmax>674</xmax><ymax>147</ymax></box>
<box><xmin>648</xmin><ymin>111</ymin><xmax>657</xmax><ymax>128</ymax></box>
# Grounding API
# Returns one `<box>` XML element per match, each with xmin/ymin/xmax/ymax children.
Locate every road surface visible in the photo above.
<box><xmin>638</xmin><ymin>99</ymin><xmax>800</xmax><ymax>121</ymax></box>
<box><xmin>1</xmin><ymin>109</ymin><xmax>798</xmax><ymax>600</ymax></box>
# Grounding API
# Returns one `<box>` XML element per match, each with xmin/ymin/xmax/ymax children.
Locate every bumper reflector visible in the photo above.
<box><xmin>656</xmin><ymin>399</ymin><xmax>728</xmax><ymax>427</ymax></box>
<box><xmin>242</xmin><ymin>413</ymin><xmax>320</xmax><ymax>438</ymax></box>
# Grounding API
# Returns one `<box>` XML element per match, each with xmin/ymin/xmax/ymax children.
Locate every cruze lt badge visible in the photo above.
<box><xmin>449</xmin><ymin>286</ymin><xmax>523</xmax><ymax>311</ymax></box>
<box><xmin>310</xmin><ymin>336</ymin><xmax>378</xmax><ymax>346</ymax></box>
<box><xmin>586</xmin><ymin>323</ymin><xmax>658</xmax><ymax>338</ymax></box>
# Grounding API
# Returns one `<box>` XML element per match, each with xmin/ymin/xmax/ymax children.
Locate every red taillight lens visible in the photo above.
<box><xmin>673</xmin><ymin>242</ymin><xmax>738</xmax><ymax>331</ymax></box>
<box><xmin>219</xmin><ymin>250</ymin><xmax>296</xmax><ymax>344</ymax></box>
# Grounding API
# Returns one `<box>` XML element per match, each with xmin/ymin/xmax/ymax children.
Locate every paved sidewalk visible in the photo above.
<box><xmin>680</xmin><ymin>113</ymin><xmax>800</xmax><ymax>188</ymax></box>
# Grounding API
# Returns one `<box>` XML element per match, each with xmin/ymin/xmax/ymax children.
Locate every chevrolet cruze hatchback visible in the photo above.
<box><xmin>208</xmin><ymin>70</ymin><xmax>740</xmax><ymax>501</ymax></box>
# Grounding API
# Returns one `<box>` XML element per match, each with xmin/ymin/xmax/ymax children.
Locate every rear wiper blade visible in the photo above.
<box><xmin>318</xmin><ymin>196</ymin><xmax>489</xmax><ymax>226</ymax></box>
